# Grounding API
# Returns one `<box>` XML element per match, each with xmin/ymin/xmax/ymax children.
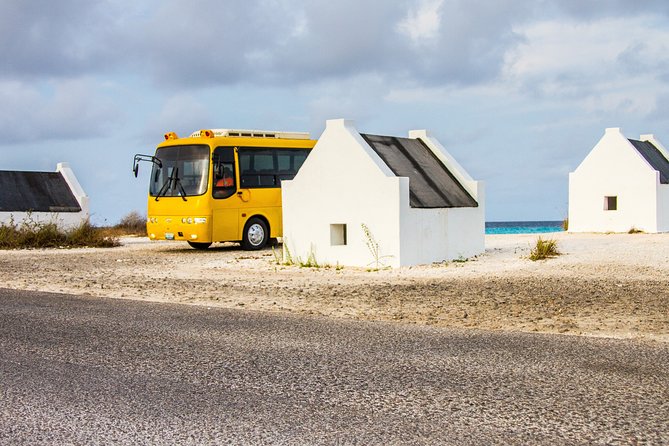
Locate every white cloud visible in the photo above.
<box><xmin>501</xmin><ymin>16</ymin><xmax>669</xmax><ymax>116</ymax></box>
<box><xmin>0</xmin><ymin>78</ymin><xmax>121</xmax><ymax>143</ymax></box>
<box><xmin>144</xmin><ymin>94</ymin><xmax>212</xmax><ymax>140</ymax></box>
<box><xmin>504</xmin><ymin>17</ymin><xmax>669</xmax><ymax>89</ymax></box>
<box><xmin>396</xmin><ymin>0</ymin><xmax>444</xmax><ymax>44</ymax></box>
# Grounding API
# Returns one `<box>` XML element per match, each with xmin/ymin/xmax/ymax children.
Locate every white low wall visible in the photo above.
<box><xmin>399</xmin><ymin>182</ymin><xmax>485</xmax><ymax>266</ymax></box>
<box><xmin>0</xmin><ymin>210</ymin><xmax>86</xmax><ymax>230</ymax></box>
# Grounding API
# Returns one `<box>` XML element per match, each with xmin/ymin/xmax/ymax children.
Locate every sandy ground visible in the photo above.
<box><xmin>1</xmin><ymin>232</ymin><xmax>668</xmax><ymax>342</ymax></box>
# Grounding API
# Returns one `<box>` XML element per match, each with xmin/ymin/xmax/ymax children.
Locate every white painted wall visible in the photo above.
<box><xmin>282</xmin><ymin>119</ymin><xmax>484</xmax><ymax>267</ymax></box>
<box><xmin>644</xmin><ymin>135</ymin><xmax>669</xmax><ymax>232</ymax></box>
<box><xmin>658</xmin><ymin>184</ymin><xmax>669</xmax><ymax>232</ymax></box>
<box><xmin>399</xmin><ymin>183</ymin><xmax>485</xmax><ymax>266</ymax></box>
<box><xmin>282</xmin><ymin>119</ymin><xmax>402</xmax><ymax>267</ymax></box>
<box><xmin>568</xmin><ymin>128</ymin><xmax>662</xmax><ymax>233</ymax></box>
<box><xmin>0</xmin><ymin>162</ymin><xmax>89</xmax><ymax>230</ymax></box>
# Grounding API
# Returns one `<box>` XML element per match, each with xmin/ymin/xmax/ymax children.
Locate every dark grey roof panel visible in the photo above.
<box><xmin>361</xmin><ymin>134</ymin><xmax>478</xmax><ymax>208</ymax></box>
<box><xmin>629</xmin><ymin>139</ymin><xmax>669</xmax><ymax>184</ymax></box>
<box><xmin>0</xmin><ymin>171</ymin><xmax>81</xmax><ymax>212</ymax></box>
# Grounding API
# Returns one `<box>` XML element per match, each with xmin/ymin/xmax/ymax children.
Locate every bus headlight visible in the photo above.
<box><xmin>194</xmin><ymin>217</ymin><xmax>207</xmax><ymax>224</ymax></box>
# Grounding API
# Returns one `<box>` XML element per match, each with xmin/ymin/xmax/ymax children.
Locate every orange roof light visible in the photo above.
<box><xmin>164</xmin><ymin>132</ymin><xmax>179</xmax><ymax>140</ymax></box>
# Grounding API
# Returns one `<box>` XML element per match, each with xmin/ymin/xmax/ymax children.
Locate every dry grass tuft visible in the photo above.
<box><xmin>0</xmin><ymin>218</ymin><xmax>119</xmax><ymax>249</ymax></box>
<box><xmin>529</xmin><ymin>237</ymin><xmax>560</xmax><ymax>261</ymax></box>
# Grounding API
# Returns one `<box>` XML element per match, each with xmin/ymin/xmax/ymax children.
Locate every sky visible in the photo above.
<box><xmin>2</xmin><ymin>0</ymin><xmax>669</xmax><ymax>223</ymax></box>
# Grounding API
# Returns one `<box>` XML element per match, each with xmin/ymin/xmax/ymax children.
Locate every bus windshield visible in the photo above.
<box><xmin>150</xmin><ymin>145</ymin><xmax>209</xmax><ymax>197</ymax></box>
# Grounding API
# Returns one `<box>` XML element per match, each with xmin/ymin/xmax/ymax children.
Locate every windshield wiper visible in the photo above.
<box><xmin>155</xmin><ymin>167</ymin><xmax>188</xmax><ymax>201</ymax></box>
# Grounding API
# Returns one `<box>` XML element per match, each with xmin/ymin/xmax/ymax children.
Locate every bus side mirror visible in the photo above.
<box><xmin>133</xmin><ymin>164</ymin><xmax>139</xmax><ymax>177</ymax></box>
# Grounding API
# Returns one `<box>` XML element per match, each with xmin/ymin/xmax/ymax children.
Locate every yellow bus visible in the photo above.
<box><xmin>133</xmin><ymin>128</ymin><xmax>316</xmax><ymax>250</ymax></box>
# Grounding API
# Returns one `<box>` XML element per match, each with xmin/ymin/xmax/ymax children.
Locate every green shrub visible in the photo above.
<box><xmin>529</xmin><ymin>237</ymin><xmax>560</xmax><ymax>261</ymax></box>
<box><xmin>628</xmin><ymin>227</ymin><xmax>644</xmax><ymax>234</ymax></box>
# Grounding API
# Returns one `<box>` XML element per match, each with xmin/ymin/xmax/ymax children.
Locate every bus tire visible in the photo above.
<box><xmin>242</xmin><ymin>217</ymin><xmax>268</xmax><ymax>250</ymax></box>
<box><xmin>187</xmin><ymin>241</ymin><xmax>212</xmax><ymax>250</ymax></box>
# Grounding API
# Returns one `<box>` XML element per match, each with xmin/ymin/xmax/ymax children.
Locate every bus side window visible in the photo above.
<box><xmin>213</xmin><ymin>147</ymin><xmax>236</xmax><ymax>199</ymax></box>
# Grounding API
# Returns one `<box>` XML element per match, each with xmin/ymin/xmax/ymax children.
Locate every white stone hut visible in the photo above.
<box><xmin>0</xmin><ymin>162</ymin><xmax>90</xmax><ymax>229</ymax></box>
<box><xmin>569</xmin><ymin>128</ymin><xmax>669</xmax><ymax>233</ymax></box>
<box><xmin>282</xmin><ymin>119</ymin><xmax>485</xmax><ymax>268</ymax></box>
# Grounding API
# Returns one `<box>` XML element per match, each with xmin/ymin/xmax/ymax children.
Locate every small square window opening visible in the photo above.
<box><xmin>330</xmin><ymin>224</ymin><xmax>347</xmax><ymax>246</ymax></box>
<box><xmin>604</xmin><ymin>196</ymin><xmax>617</xmax><ymax>211</ymax></box>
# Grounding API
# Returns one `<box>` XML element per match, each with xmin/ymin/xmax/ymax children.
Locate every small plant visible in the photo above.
<box><xmin>271</xmin><ymin>246</ymin><xmax>282</xmax><ymax>264</ymax></box>
<box><xmin>562</xmin><ymin>217</ymin><xmax>569</xmax><ymax>231</ymax></box>
<box><xmin>272</xmin><ymin>241</ymin><xmax>296</xmax><ymax>266</ymax></box>
<box><xmin>628</xmin><ymin>227</ymin><xmax>644</xmax><ymax>234</ymax></box>
<box><xmin>361</xmin><ymin>223</ymin><xmax>392</xmax><ymax>270</ymax></box>
<box><xmin>299</xmin><ymin>245</ymin><xmax>320</xmax><ymax>268</ymax></box>
<box><xmin>529</xmin><ymin>237</ymin><xmax>560</xmax><ymax>261</ymax></box>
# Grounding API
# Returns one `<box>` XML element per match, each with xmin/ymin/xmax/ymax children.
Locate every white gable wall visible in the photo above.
<box><xmin>282</xmin><ymin>119</ymin><xmax>404</xmax><ymax>268</ymax></box>
<box><xmin>569</xmin><ymin>128</ymin><xmax>660</xmax><ymax>233</ymax></box>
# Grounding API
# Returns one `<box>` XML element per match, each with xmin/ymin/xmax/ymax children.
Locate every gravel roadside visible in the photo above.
<box><xmin>1</xmin><ymin>232</ymin><xmax>667</xmax><ymax>342</ymax></box>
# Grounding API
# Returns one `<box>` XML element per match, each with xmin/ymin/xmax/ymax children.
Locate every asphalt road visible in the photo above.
<box><xmin>0</xmin><ymin>288</ymin><xmax>667</xmax><ymax>445</ymax></box>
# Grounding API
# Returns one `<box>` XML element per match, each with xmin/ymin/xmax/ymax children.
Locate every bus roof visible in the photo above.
<box><xmin>188</xmin><ymin>129</ymin><xmax>311</xmax><ymax>140</ymax></box>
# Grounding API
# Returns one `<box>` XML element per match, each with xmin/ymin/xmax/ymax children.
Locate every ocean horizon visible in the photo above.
<box><xmin>486</xmin><ymin>221</ymin><xmax>564</xmax><ymax>235</ymax></box>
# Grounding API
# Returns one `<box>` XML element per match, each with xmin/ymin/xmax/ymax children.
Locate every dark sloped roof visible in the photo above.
<box><xmin>361</xmin><ymin>134</ymin><xmax>478</xmax><ymax>208</ymax></box>
<box><xmin>628</xmin><ymin>139</ymin><xmax>669</xmax><ymax>184</ymax></box>
<box><xmin>0</xmin><ymin>171</ymin><xmax>81</xmax><ymax>212</ymax></box>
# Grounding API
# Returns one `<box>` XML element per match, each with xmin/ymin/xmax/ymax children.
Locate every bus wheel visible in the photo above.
<box><xmin>187</xmin><ymin>241</ymin><xmax>212</xmax><ymax>250</ymax></box>
<box><xmin>242</xmin><ymin>217</ymin><xmax>268</xmax><ymax>250</ymax></box>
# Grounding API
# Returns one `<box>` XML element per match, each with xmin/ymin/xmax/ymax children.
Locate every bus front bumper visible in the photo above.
<box><xmin>147</xmin><ymin>216</ymin><xmax>212</xmax><ymax>242</ymax></box>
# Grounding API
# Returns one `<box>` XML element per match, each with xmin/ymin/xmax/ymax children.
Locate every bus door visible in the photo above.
<box><xmin>236</xmin><ymin>147</ymin><xmax>282</xmax><ymax>236</ymax></box>
<box><xmin>211</xmin><ymin>147</ymin><xmax>239</xmax><ymax>242</ymax></box>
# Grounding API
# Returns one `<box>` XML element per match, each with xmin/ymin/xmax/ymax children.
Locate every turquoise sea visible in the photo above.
<box><xmin>486</xmin><ymin>221</ymin><xmax>564</xmax><ymax>235</ymax></box>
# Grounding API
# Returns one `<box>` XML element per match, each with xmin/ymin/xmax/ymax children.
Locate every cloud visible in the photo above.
<box><xmin>397</xmin><ymin>0</ymin><xmax>444</xmax><ymax>44</ymax></box>
<box><xmin>143</xmin><ymin>94</ymin><xmax>212</xmax><ymax>141</ymax></box>
<box><xmin>0</xmin><ymin>78</ymin><xmax>121</xmax><ymax>143</ymax></box>
<box><xmin>3</xmin><ymin>0</ymin><xmax>669</xmax><ymax>91</ymax></box>
<box><xmin>127</xmin><ymin>0</ymin><xmax>532</xmax><ymax>88</ymax></box>
<box><xmin>502</xmin><ymin>16</ymin><xmax>669</xmax><ymax>117</ymax></box>
<box><xmin>0</xmin><ymin>0</ymin><xmax>135</xmax><ymax>79</ymax></box>
<box><xmin>547</xmin><ymin>0</ymin><xmax>669</xmax><ymax>20</ymax></box>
